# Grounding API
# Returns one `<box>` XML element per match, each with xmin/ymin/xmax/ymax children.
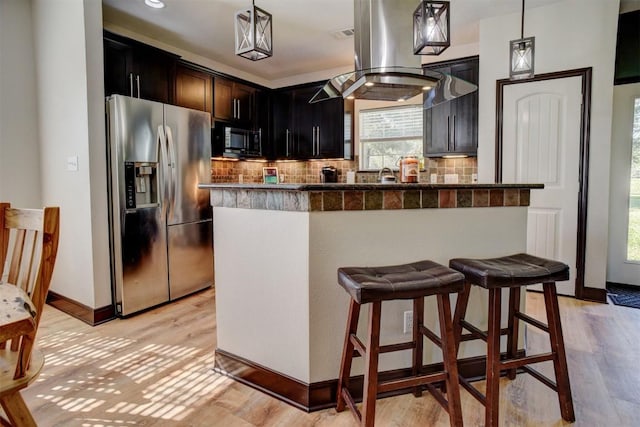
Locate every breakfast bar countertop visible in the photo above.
<box><xmin>198</xmin><ymin>182</ymin><xmax>542</xmax><ymax>211</ymax></box>
<box><xmin>197</xmin><ymin>182</ymin><xmax>544</xmax><ymax>191</ymax></box>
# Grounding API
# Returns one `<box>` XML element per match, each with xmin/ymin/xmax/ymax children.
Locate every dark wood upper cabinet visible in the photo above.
<box><xmin>103</xmin><ymin>32</ymin><xmax>177</xmax><ymax>104</ymax></box>
<box><xmin>271</xmin><ymin>83</ymin><xmax>344</xmax><ymax>160</ymax></box>
<box><xmin>174</xmin><ymin>63</ymin><xmax>212</xmax><ymax>116</ymax></box>
<box><xmin>423</xmin><ymin>56</ymin><xmax>479</xmax><ymax>157</ymax></box>
<box><xmin>213</xmin><ymin>77</ymin><xmax>255</xmax><ymax>127</ymax></box>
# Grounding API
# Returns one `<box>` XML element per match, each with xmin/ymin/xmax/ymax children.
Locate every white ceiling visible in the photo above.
<box><xmin>102</xmin><ymin>0</ymin><xmax>629</xmax><ymax>83</ymax></box>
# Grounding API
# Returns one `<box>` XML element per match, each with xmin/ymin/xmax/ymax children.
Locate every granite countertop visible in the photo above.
<box><xmin>198</xmin><ymin>183</ymin><xmax>544</xmax><ymax>191</ymax></box>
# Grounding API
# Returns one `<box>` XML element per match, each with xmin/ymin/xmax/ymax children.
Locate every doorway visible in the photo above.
<box><xmin>607</xmin><ymin>82</ymin><xmax>640</xmax><ymax>287</ymax></box>
<box><xmin>496</xmin><ymin>68</ymin><xmax>600</xmax><ymax>301</ymax></box>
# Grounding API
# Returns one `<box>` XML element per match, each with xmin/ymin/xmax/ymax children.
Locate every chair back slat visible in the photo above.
<box><xmin>0</xmin><ymin>202</ymin><xmax>60</xmax><ymax>380</ymax></box>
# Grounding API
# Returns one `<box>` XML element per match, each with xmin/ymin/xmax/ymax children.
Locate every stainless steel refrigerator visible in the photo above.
<box><xmin>106</xmin><ymin>95</ymin><xmax>213</xmax><ymax>316</ymax></box>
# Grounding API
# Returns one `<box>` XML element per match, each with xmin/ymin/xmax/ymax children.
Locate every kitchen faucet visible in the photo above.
<box><xmin>378</xmin><ymin>167</ymin><xmax>396</xmax><ymax>183</ymax></box>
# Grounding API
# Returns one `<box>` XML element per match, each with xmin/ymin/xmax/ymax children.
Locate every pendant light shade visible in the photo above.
<box><xmin>509</xmin><ymin>0</ymin><xmax>534</xmax><ymax>79</ymax></box>
<box><xmin>235</xmin><ymin>0</ymin><xmax>272</xmax><ymax>61</ymax></box>
<box><xmin>413</xmin><ymin>1</ymin><xmax>450</xmax><ymax>55</ymax></box>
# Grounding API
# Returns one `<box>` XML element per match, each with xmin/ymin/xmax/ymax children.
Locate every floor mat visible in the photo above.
<box><xmin>608</xmin><ymin>284</ymin><xmax>640</xmax><ymax>309</ymax></box>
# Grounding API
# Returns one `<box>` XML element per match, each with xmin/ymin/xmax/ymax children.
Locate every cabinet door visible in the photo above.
<box><xmin>316</xmin><ymin>97</ymin><xmax>344</xmax><ymax>158</ymax></box>
<box><xmin>214</xmin><ymin>77</ymin><xmax>234</xmax><ymax>121</ymax></box>
<box><xmin>293</xmin><ymin>87</ymin><xmax>316</xmax><ymax>159</ymax></box>
<box><xmin>132</xmin><ymin>47</ymin><xmax>174</xmax><ymax>104</ymax></box>
<box><xmin>254</xmin><ymin>89</ymin><xmax>270</xmax><ymax>153</ymax></box>
<box><xmin>423</xmin><ymin>57</ymin><xmax>478</xmax><ymax>157</ymax></box>
<box><xmin>175</xmin><ymin>64</ymin><xmax>212</xmax><ymax>115</ymax></box>
<box><xmin>424</xmin><ymin>66</ymin><xmax>452</xmax><ymax>156</ymax></box>
<box><xmin>449</xmin><ymin>62</ymin><xmax>478</xmax><ymax>155</ymax></box>
<box><xmin>272</xmin><ymin>90</ymin><xmax>294</xmax><ymax>158</ymax></box>
<box><xmin>104</xmin><ymin>38</ymin><xmax>133</xmax><ymax>97</ymax></box>
<box><xmin>233</xmin><ymin>83</ymin><xmax>254</xmax><ymax>126</ymax></box>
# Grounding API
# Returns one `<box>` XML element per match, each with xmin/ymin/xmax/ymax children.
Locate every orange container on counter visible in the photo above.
<box><xmin>400</xmin><ymin>156</ymin><xmax>419</xmax><ymax>183</ymax></box>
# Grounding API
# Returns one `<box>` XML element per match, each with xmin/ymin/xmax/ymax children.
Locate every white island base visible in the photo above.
<box><xmin>209</xmin><ymin>187</ymin><xmax>533</xmax><ymax>411</ymax></box>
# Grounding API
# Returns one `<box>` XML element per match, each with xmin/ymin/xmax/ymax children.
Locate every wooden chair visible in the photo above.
<box><xmin>0</xmin><ymin>202</ymin><xmax>60</xmax><ymax>426</ymax></box>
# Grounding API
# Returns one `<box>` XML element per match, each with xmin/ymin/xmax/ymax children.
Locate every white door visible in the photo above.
<box><xmin>502</xmin><ymin>77</ymin><xmax>583</xmax><ymax>296</ymax></box>
<box><xmin>607</xmin><ymin>82</ymin><xmax>640</xmax><ymax>287</ymax></box>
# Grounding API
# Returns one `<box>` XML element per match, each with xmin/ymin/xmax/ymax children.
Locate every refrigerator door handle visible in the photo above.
<box><xmin>157</xmin><ymin>125</ymin><xmax>170</xmax><ymax>218</ymax></box>
<box><xmin>165</xmin><ymin>125</ymin><xmax>177</xmax><ymax>217</ymax></box>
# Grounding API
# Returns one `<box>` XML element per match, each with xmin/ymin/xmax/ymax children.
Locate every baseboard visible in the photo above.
<box><xmin>581</xmin><ymin>286</ymin><xmax>607</xmax><ymax>303</ymax></box>
<box><xmin>46</xmin><ymin>291</ymin><xmax>115</xmax><ymax>326</ymax></box>
<box><xmin>214</xmin><ymin>348</ymin><xmax>525</xmax><ymax>412</ymax></box>
<box><xmin>606</xmin><ymin>281</ymin><xmax>640</xmax><ymax>290</ymax></box>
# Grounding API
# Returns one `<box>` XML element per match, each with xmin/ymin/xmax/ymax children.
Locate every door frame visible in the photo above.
<box><xmin>495</xmin><ymin>67</ymin><xmax>604</xmax><ymax>302</ymax></box>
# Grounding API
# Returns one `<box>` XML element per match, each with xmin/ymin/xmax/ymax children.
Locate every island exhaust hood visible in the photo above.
<box><xmin>310</xmin><ymin>0</ymin><xmax>477</xmax><ymax>107</ymax></box>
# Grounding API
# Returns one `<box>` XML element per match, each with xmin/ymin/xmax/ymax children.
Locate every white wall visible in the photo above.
<box><xmin>31</xmin><ymin>0</ymin><xmax>111</xmax><ymax>308</ymax></box>
<box><xmin>0</xmin><ymin>0</ymin><xmax>41</xmax><ymax>208</ymax></box>
<box><xmin>477</xmin><ymin>0</ymin><xmax>619</xmax><ymax>290</ymax></box>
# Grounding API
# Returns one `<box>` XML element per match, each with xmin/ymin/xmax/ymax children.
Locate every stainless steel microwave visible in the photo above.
<box><xmin>213</xmin><ymin>125</ymin><xmax>262</xmax><ymax>158</ymax></box>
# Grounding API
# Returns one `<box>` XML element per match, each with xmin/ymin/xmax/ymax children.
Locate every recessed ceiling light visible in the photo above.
<box><xmin>364</xmin><ymin>82</ymin><xmax>375</xmax><ymax>87</ymax></box>
<box><xmin>346</xmin><ymin>95</ymin><xmax>355</xmax><ymax>100</ymax></box>
<box><xmin>422</xmin><ymin>85</ymin><xmax>432</xmax><ymax>90</ymax></box>
<box><xmin>145</xmin><ymin>0</ymin><xmax>165</xmax><ymax>9</ymax></box>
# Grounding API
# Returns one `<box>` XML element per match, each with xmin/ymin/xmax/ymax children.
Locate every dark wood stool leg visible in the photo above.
<box><xmin>452</xmin><ymin>282</ymin><xmax>472</xmax><ymax>353</ymax></box>
<box><xmin>437</xmin><ymin>293</ymin><xmax>464</xmax><ymax>427</ymax></box>
<box><xmin>412</xmin><ymin>297</ymin><xmax>424</xmax><ymax>398</ymax></box>
<box><xmin>485</xmin><ymin>288</ymin><xmax>502</xmax><ymax>427</ymax></box>
<box><xmin>506</xmin><ymin>287</ymin><xmax>521</xmax><ymax>380</ymax></box>
<box><xmin>543</xmin><ymin>282</ymin><xmax>576</xmax><ymax>422</ymax></box>
<box><xmin>361</xmin><ymin>301</ymin><xmax>382</xmax><ymax>427</ymax></box>
<box><xmin>336</xmin><ymin>299</ymin><xmax>361</xmax><ymax>412</ymax></box>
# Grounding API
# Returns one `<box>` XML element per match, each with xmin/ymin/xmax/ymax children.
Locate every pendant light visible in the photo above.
<box><xmin>509</xmin><ymin>0</ymin><xmax>535</xmax><ymax>79</ymax></box>
<box><xmin>413</xmin><ymin>1</ymin><xmax>450</xmax><ymax>55</ymax></box>
<box><xmin>235</xmin><ymin>0</ymin><xmax>273</xmax><ymax>61</ymax></box>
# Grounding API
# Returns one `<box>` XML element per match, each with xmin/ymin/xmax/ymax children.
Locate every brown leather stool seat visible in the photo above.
<box><xmin>336</xmin><ymin>260</ymin><xmax>465</xmax><ymax>427</ymax></box>
<box><xmin>449</xmin><ymin>253</ymin><xmax>575</xmax><ymax>427</ymax></box>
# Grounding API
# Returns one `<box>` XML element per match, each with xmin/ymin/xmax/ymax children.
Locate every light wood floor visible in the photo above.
<box><xmin>9</xmin><ymin>288</ymin><xmax>640</xmax><ymax>426</ymax></box>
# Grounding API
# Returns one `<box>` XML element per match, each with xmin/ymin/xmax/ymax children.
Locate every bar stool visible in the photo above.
<box><xmin>336</xmin><ymin>260</ymin><xmax>465</xmax><ymax>427</ymax></box>
<box><xmin>449</xmin><ymin>253</ymin><xmax>575</xmax><ymax>427</ymax></box>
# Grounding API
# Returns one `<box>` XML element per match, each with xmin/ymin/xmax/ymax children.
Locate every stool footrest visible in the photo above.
<box><xmin>521</xmin><ymin>365</ymin><xmax>558</xmax><ymax>391</ymax></box>
<box><xmin>379</xmin><ymin>341</ymin><xmax>415</xmax><ymax>354</ymax></box>
<box><xmin>419</xmin><ymin>325</ymin><xmax>442</xmax><ymax>347</ymax></box>
<box><xmin>378</xmin><ymin>372</ymin><xmax>447</xmax><ymax>394</ymax></box>
<box><xmin>515</xmin><ymin>311</ymin><xmax>549</xmax><ymax>333</ymax></box>
<box><xmin>339</xmin><ymin>387</ymin><xmax>362</xmax><ymax>423</ymax></box>
<box><xmin>350</xmin><ymin>334</ymin><xmax>366</xmax><ymax>357</ymax></box>
<box><xmin>425</xmin><ymin>383</ymin><xmax>449</xmax><ymax>411</ymax></box>
<box><xmin>458</xmin><ymin>375</ymin><xmax>486</xmax><ymax>405</ymax></box>
<box><xmin>459</xmin><ymin>322</ymin><xmax>509</xmax><ymax>343</ymax></box>
<box><xmin>500</xmin><ymin>352</ymin><xmax>555</xmax><ymax>371</ymax></box>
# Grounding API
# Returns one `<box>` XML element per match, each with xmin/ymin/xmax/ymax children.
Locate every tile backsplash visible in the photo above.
<box><xmin>210</xmin><ymin>157</ymin><xmax>478</xmax><ymax>184</ymax></box>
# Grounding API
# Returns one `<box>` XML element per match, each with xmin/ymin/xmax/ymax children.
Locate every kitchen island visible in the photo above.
<box><xmin>199</xmin><ymin>182</ymin><xmax>542</xmax><ymax>411</ymax></box>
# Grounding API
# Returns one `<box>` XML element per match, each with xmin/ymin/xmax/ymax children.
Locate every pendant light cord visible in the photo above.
<box><xmin>520</xmin><ymin>0</ymin><xmax>525</xmax><ymax>39</ymax></box>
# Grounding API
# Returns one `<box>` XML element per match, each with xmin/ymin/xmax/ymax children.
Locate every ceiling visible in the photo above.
<box><xmin>102</xmin><ymin>0</ymin><xmax>629</xmax><ymax>84</ymax></box>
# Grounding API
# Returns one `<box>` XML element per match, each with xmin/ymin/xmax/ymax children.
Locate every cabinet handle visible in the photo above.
<box><xmin>129</xmin><ymin>73</ymin><xmax>134</xmax><ymax>97</ymax></box>
<box><xmin>312</xmin><ymin>126</ymin><xmax>317</xmax><ymax>156</ymax></box>
<box><xmin>258</xmin><ymin>128</ymin><xmax>262</xmax><ymax>154</ymax></box>
<box><xmin>452</xmin><ymin>115</ymin><xmax>456</xmax><ymax>150</ymax></box>
<box><xmin>447</xmin><ymin>116</ymin><xmax>451</xmax><ymax>150</ymax></box>
<box><xmin>317</xmin><ymin>127</ymin><xmax>321</xmax><ymax>156</ymax></box>
<box><xmin>136</xmin><ymin>75</ymin><xmax>141</xmax><ymax>98</ymax></box>
<box><xmin>286</xmin><ymin>129</ymin><xmax>290</xmax><ymax>157</ymax></box>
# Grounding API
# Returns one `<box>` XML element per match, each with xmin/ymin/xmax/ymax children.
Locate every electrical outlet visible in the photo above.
<box><xmin>444</xmin><ymin>173</ymin><xmax>459</xmax><ymax>184</ymax></box>
<box><xmin>403</xmin><ymin>310</ymin><xmax>413</xmax><ymax>334</ymax></box>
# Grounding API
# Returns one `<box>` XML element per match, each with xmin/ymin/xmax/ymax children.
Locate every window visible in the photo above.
<box><xmin>359</xmin><ymin>105</ymin><xmax>423</xmax><ymax>170</ymax></box>
<box><xmin>627</xmin><ymin>97</ymin><xmax>640</xmax><ymax>261</ymax></box>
